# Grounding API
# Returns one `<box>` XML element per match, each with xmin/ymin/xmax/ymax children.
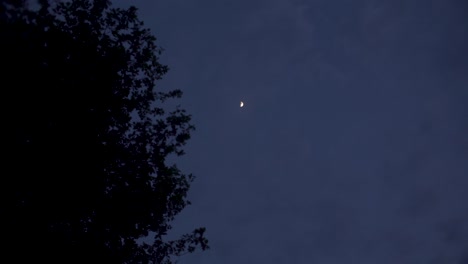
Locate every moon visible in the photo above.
<box><xmin>240</xmin><ymin>101</ymin><xmax>244</xmax><ymax>107</ymax></box>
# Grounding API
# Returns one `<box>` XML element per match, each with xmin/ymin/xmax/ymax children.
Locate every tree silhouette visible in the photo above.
<box><xmin>1</xmin><ymin>0</ymin><xmax>208</xmax><ymax>263</ymax></box>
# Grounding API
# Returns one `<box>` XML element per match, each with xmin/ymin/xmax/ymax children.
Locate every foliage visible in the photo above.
<box><xmin>1</xmin><ymin>0</ymin><xmax>208</xmax><ymax>262</ymax></box>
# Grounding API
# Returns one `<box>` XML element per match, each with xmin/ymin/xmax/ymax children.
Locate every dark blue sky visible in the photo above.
<box><xmin>115</xmin><ymin>1</ymin><xmax>468</xmax><ymax>263</ymax></box>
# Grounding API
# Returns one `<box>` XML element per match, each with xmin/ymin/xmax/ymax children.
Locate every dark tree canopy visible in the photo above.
<box><xmin>1</xmin><ymin>0</ymin><xmax>208</xmax><ymax>262</ymax></box>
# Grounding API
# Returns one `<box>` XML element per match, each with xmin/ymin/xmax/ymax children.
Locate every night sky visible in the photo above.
<box><xmin>115</xmin><ymin>1</ymin><xmax>468</xmax><ymax>263</ymax></box>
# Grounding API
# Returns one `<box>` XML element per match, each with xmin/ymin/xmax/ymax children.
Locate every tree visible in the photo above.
<box><xmin>1</xmin><ymin>0</ymin><xmax>208</xmax><ymax>262</ymax></box>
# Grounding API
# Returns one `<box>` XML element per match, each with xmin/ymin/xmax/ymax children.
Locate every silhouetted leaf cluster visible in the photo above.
<box><xmin>1</xmin><ymin>0</ymin><xmax>208</xmax><ymax>263</ymax></box>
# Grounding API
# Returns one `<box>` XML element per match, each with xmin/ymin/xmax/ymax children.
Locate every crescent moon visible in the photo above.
<box><xmin>240</xmin><ymin>101</ymin><xmax>244</xmax><ymax>107</ymax></box>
